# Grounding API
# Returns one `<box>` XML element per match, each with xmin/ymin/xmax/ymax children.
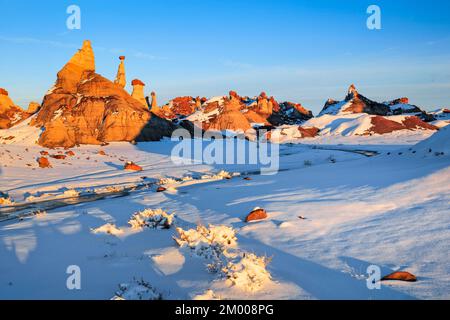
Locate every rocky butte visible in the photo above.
<box><xmin>31</xmin><ymin>40</ymin><xmax>175</xmax><ymax>148</ymax></box>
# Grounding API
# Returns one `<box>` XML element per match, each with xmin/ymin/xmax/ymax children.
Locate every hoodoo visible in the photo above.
<box><xmin>114</xmin><ymin>56</ymin><xmax>126</xmax><ymax>88</ymax></box>
<box><xmin>150</xmin><ymin>91</ymin><xmax>158</xmax><ymax>112</ymax></box>
<box><xmin>131</xmin><ymin>79</ymin><xmax>147</xmax><ymax>107</ymax></box>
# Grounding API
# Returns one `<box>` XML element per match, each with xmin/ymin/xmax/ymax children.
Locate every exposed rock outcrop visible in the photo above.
<box><xmin>31</xmin><ymin>40</ymin><xmax>175</xmax><ymax>148</ymax></box>
<box><xmin>205</xmin><ymin>95</ymin><xmax>252</xmax><ymax>132</ymax></box>
<box><xmin>185</xmin><ymin>90</ymin><xmax>313</xmax><ymax>133</ymax></box>
<box><xmin>114</xmin><ymin>56</ymin><xmax>126</xmax><ymax>88</ymax></box>
<box><xmin>367</xmin><ymin>116</ymin><xmax>438</xmax><ymax>135</ymax></box>
<box><xmin>268</xmin><ymin>101</ymin><xmax>313</xmax><ymax>126</ymax></box>
<box><xmin>320</xmin><ymin>85</ymin><xmax>435</xmax><ymax>122</ymax></box>
<box><xmin>0</xmin><ymin>88</ymin><xmax>29</xmax><ymax>129</ymax></box>
<box><xmin>26</xmin><ymin>102</ymin><xmax>41</xmax><ymax>114</ymax></box>
<box><xmin>320</xmin><ymin>84</ymin><xmax>390</xmax><ymax>116</ymax></box>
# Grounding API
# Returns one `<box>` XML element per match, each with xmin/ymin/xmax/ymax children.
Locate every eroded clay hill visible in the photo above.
<box><xmin>31</xmin><ymin>40</ymin><xmax>175</xmax><ymax>148</ymax></box>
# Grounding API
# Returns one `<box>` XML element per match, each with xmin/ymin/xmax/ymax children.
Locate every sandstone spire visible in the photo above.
<box><xmin>56</xmin><ymin>40</ymin><xmax>95</xmax><ymax>93</ymax></box>
<box><xmin>114</xmin><ymin>56</ymin><xmax>126</xmax><ymax>88</ymax></box>
<box><xmin>150</xmin><ymin>91</ymin><xmax>158</xmax><ymax>112</ymax></box>
<box><xmin>131</xmin><ymin>79</ymin><xmax>147</xmax><ymax>107</ymax></box>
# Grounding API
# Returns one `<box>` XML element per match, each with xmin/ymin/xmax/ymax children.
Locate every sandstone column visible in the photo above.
<box><xmin>131</xmin><ymin>79</ymin><xmax>147</xmax><ymax>107</ymax></box>
<box><xmin>150</xmin><ymin>91</ymin><xmax>158</xmax><ymax>112</ymax></box>
<box><xmin>114</xmin><ymin>56</ymin><xmax>126</xmax><ymax>88</ymax></box>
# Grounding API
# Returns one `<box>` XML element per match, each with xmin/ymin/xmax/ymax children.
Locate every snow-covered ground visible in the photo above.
<box><xmin>0</xmin><ymin>126</ymin><xmax>449</xmax><ymax>300</ymax></box>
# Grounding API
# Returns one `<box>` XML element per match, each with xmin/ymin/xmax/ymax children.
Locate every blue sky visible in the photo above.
<box><xmin>1</xmin><ymin>0</ymin><xmax>449</xmax><ymax>113</ymax></box>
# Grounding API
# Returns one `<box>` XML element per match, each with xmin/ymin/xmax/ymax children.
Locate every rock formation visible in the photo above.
<box><xmin>205</xmin><ymin>94</ymin><xmax>252</xmax><ymax>132</ymax></box>
<box><xmin>0</xmin><ymin>88</ymin><xmax>29</xmax><ymax>129</ymax></box>
<box><xmin>150</xmin><ymin>92</ymin><xmax>158</xmax><ymax>112</ymax></box>
<box><xmin>320</xmin><ymin>84</ymin><xmax>390</xmax><ymax>116</ymax></box>
<box><xmin>131</xmin><ymin>79</ymin><xmax>147</xmax><ymax>107</ymax></box>
<box><xmin>268</xmin><ymin>101</ymin><xmax>313</xmax><ymax>126</ymax></box>
<box><xmin>26</xmin><ymin>102</ymin><xmax>41</xmax><ymax>114</ymax></box>
<box><xmin>31</xmin><ymin>40</ymin><xmax>176</xmax><ymax>148</ymax></box>
<box><xmin>114</xmin><ymin>56</ymin><xmax>126</xmax><ymax>88</ymax></box>
<box><xmin>368</xmin><ymin>116</ymin><xmax>437</xmax><ymax>135</ymax></box>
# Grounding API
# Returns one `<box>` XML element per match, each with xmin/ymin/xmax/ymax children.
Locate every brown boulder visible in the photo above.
<box><xmin>98</xmin><ymin>150</ymin><xmax>106</xmax><ymax>156</ymax></box>
<box><xmin>381</xmin><ymin>271</ymin><xmax>417</xmax><ymax>282</ymax></box>
<box><xmin>31</xmin><ymin>41</ymin><xmax>175</xmax><ymax>148</ymax></box>
<box><xmin>298</xmin><ymin>126</ymin><xmax>319</xmax><ymax>138</ymax></box>
<box><xmin>65</xmin><ymin>150</ymin><xmax>75</xmax><ymax>156</ymax></box>
<box><xmin>37</xmin><ymin>157</ymin><xmax>51</xmax><ymax>168</ymax></box>
<box><xmin>50</xmin><ymin>154</ymin><xmax>66</xmax><ymax>160</ymax></box>
<box><xmin>245</xmin><ymin>208</ymin><xmax>268</xmax><ymax>222</ymax></box>
<box><xmin>156</xmin><ymin>186</ymin><xmax>167</xmax><ymax>192</ymax></box>
<box><xmin>124</xmin><ymin>161</ymin><xmax>142</xmax><ymax>171</ymax></box>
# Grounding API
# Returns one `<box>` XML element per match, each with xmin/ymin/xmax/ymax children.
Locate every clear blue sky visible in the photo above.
<box><xmin>1</xmin><ymin>0</ymin><xmax>449</xmax><ymax>113</ymax></box>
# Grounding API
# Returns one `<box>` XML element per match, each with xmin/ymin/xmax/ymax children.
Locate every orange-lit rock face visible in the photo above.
<box><xmin>31</xmin><ymin>41</ymin><xmax>175</xmax><ymax>148</ymax></box>
<box><xmin>205</xmin><ymin>97</ymin><xmax>252</xmax><ymax>132</ymax></box>
<box><xmin>27</xmin><ymin>102</ymin><xmax>41</xmax><ymax>114</ymax></box>
<box><xmin>390</xmin><ymin>97</ymin><xmax>409</xmax><ymax>105</ymax></box>
<box><xmin>167</xmin><ymin>96</ymin><xmax>198</xmax><ymax>117</ymax></box>
<box><xmin>150</xmin><ymin>92</ymin><xmax>158</xmax><ymax>112</ymax></box>
<box><xmin>131</xmin><ymin>79</ymin><xmax>147</xmax><ymax>107</ymax></box>
<box><xmin>245</xmin><ymin>208</ymin><xmax>268</xmax><ymax>222</ymax></box>
<box><xmin>0</xmin><ymin>88</ymin><xmax>30</xmax><ymax>129</ymax></box>
<box><xmin>114</xmin><ymin>56</ymin><xmax>126</xmax><ymax>88</ymax></box>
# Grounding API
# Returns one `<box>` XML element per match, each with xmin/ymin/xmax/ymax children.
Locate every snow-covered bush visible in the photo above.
<box><xmin>304</xmin><ymin>160</ymin><xmax>312</xmax><ymax>166</ymax></box>
<box><xmin>33</xmin><ymin>210</ymin><xmax>47</xmax><ymax>218</ymax></box>
<box><xmin>222</xmin><ymin>253</ymin><xmax>272</xmax><ymax>292</ymax></box>
<box><xmin>96</xmin><ymin>185</ymin><xmax>125</xmax><ymax>194</ymax></box>
<box><xmin>128</xmin><ymin>208</ymin><xmax>175</xmax><ymax>230</ymax></box>
<box><xmin>158</xmin><ymin>177</ymin><xmax>178</xmax><ymax>185</ymax></box>
<box><xmin>174</xmin><ymin>225</ymin><xmax>237</xmax><ymax>264</ymax></box>
<box><xmin>213</xmin><ymin>170</ymin><xmax>232</xmax><ymax>179</ymax></box>
<box><xmin>91</xmin><ymin>223</ymin><xmax>124</xmax><ymax>236</ymax></box>
<box><xmin>63</xmin><ymin>189</ymin><xmax>79</xmax><ymax>197</ymax></box>
<box><xmin>193</xmin><ymin>289</ymin><xmax>221</xmax><ymax>300</ymax></box>
<box><xmin>112</xmin><ymin>278</ymin><xmax>162</xmax><ymax>300</ymax></box>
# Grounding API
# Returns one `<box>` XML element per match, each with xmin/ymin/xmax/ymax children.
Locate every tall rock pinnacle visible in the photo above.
<box><xmin>150</xmin><ymin>91</ymin><xmax>158</xmax><ymax>112</ymax></box>
<box><xmin>114</xmin><ymin>56</ymin><xmax>126</xmax><ymax>88</ymax></box>
<box><xmin>345</xmin><ymin>84</ymin><xmax>359</xmax><ymax>101</ymax></box>
<box><xmin>56</xmin><ymin>40</ymin><xmax>95</xmax><ymax>93</ymax></box>
<box><xmin>131</xmin><ymin>79</ymin><xmax>147</xmax><ymax>107</ymax></box>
